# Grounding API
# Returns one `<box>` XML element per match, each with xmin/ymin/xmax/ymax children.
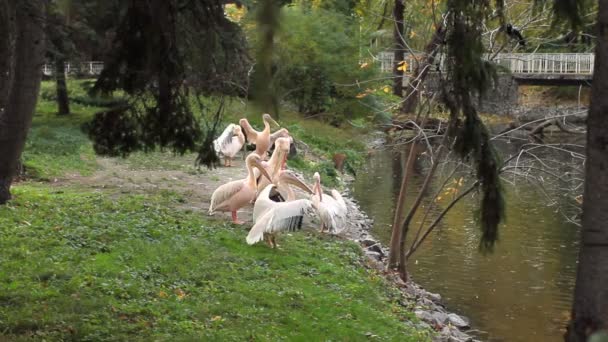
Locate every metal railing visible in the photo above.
<box><xmin>42</xmin><ymin>61</ymin><xmax>105</xmax><ymax>76</ymax></box>
<box><xmin>377</xmin><ymin>52</ymin><xmax>594</xmax><ymax>75</ymax></box>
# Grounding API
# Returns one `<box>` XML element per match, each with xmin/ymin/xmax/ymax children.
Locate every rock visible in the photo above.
<box><xmin>365</xmin><ymin>250</ymin><xmax>382</xmax><ymax>261</ymax></box>
<box><xmin>414</xmin><ymin>310</ymin><xmax>435</xmax><ymax>323</ymax></box>
<box><xmin>367</xmin><ymin>243</ymin><xmax>385</xmax><ymax>256</ymax></box>
<box><xmin>431</xmin><ymin>311</ymin><xmax>449</xmax><ymax>325</ymax></box>
<box><xmin>427</xmin><ymin>291</ymin><xmax>442</xmax><ymax>303</ymax></box>
<box><xmin>360</xmin><ymin>238</ymin><xmax>377</xmax><ymax>247</ymax></box>
<box><xmin>447</xmin><ymin>313</ymin><xmax>470</xmax><ymax>329</ymax></box>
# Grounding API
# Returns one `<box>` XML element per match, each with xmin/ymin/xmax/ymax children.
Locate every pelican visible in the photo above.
<box><xmin>239</xmin><ymin>113</ymin><xmax>280</xmax><ymax>159</ymax></box>
<box><xmin>213</xmin><ymin>124</ymin><xmax>245</xmax><ymax>167</ymax></box>
<box><xmin>255</xmin><ymin>137</ymin><xmax>310</xmax><ymax>202</ymax></box>
<box><xmin>269</xmin><ymin>128</ymin><xmax>290</xmax><ymax>147</ymax></box>
<box><xmin>247</xmin><ymin>183</ymin><xmax>314</xmax><ymax>248</ymax></box>
<box><xmin>257</xmin><ymin>137</ymin><xmax>291</xmax><ymax>193</ymax></box>
<box><xmin>209</xmin><ymin>153</ymin><xmax>272</xmax><ymax>224</ymax></box>
<box><xmin>311</xmin><ymin>172</ymin><xmax>347</xmax><ymax>234</ymax></box>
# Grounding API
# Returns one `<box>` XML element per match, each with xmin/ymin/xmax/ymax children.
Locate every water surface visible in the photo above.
<box><xmin>352</xmin><ymin>138</ymin><xmax>580</xmax><ymax>342</ymax></box>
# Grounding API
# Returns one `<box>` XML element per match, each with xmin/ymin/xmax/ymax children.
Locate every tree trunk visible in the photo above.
<box><xmin>387</xmin><ymin>141</ymin><xmax>419</xmax><ymax>268</ymax></box>
<box><xmin>54</xmin><ymin>56</ymin><xmax>70</xmax><ymax>115</ymax></box>
<box><xmin>566</xmin><ymin>2</ymin><xmax>608</xmax><ymax>340</ymax></box>
<box><xmin>401</xmin><ymin>24</ymin><xmax>445</xmax><ymax>113</ymax></box>
<box><xmin>392</xmin><ymin>0</ymin><xmax>405</xmax><ymax>96</ymax></box>
<box><xmin>0</xmin><ymin>0</ymin><xmax>46</xmax><ymax>204</ymax></box>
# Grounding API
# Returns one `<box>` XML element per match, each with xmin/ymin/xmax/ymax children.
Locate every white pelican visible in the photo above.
<box><xmin>311</xmin><ymin>172</ymin><xmax>347</xmax><ymax>234</ymax></box>
<box><xmin>256</xmin><ymin>137</ymin><xmax>291</xmax><ymax>193</ymax></box>
<box><xmin>255</xmin><ymin>137</ymin><xmax>310</xmax><ymax>202</ymax></box>
<box><xmin>247</xmin><ymin>183</ymin><xmax>314</xmax><ymax>248</ymax></box>
<box><xmin>213</xmin><ymin>124</ymin><xmax>245</xmax><ymax>167</ymax></box>
<box><xmin>239</xmin><ymin>113</ymin><xmax>280</xmax><ymax>159</ymax></box>
<box><xmin>209</xmin><ymin>153</ymin><xmax>272</xmax><ymax>224</ymax></box>
<box><xmin>269</xmin><ymin>128</ymin><xmax>290</xmax><ymax>147</ymax></box>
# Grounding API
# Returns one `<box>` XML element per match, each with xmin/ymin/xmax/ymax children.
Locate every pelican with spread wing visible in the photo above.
<box><xmin>239</xmin><ymin>113</ymin><xmax>280</xmax><ymax>159</ymax></box>
<box><xmin>311</xmin><ymin>172</ymin><xmax>347</xmax><ymax>234</ymax></box>
<box><xmin>213</xmin><ymin>124</ymin><xmax>245</xmax><ymax>167</ymax></box>
<box><xmin>247</xmin><ymin>178</ymin><xmax>314</xmax><ymax>248</ymax></box>
<box><xmin>209</xmin><ymin>153</ymin><xmax>272</xmax><ymax>224</ymax></box>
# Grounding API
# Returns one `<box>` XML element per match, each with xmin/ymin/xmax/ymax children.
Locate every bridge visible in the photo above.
<box><xmin>42</xmin><ymin>61</ymin><xmax>104</xmax><ymax>77</ymax></box>
<box><xmin>377</xmin><ymin>52</ymin><xmax>594</xmax><ymax>86</ymax></box>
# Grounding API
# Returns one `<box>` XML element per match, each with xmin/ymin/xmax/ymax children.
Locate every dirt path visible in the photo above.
<box><xmin>60</xmin><ymin>152</ymin><xmax>255</xmax><ymax>221</ymax></box>
<box><xmin>57</xmin><ymin>151</ymin><xmax>372</xmax><ymax>239</ymax></box>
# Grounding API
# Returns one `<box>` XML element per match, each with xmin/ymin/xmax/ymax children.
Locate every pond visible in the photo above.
<box><xmin>352</xmin><ymin>134</ymin><xmax>582</xmax><ymax>341</ymax></box>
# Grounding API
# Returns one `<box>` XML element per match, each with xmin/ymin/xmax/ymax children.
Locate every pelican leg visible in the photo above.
<box><xmin>264</xmin><ymin>234</ymin><xmax>273</xmax><ymax>248</ymax></box>
<box><xmin>231</xmin><ymin>211</ymin><xmax>245</xmax><ymax>225</ymax></box>
<box><xmin>270</xmin><ymin>234</ymin><xmax>279</xmax><ymax>248</ymax></box>
<box><xmin>319</xmin><ymin>222</ymin><xmax>325</xmax><ymax>233</ymax></box>
<box><xmin>227</xmin><ymin>156</ymin><xmax>231</xmax><ymax>167</ymax></box>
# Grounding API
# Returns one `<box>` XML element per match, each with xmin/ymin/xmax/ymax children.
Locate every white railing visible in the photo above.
<box><xmin>377</xmin><ymin>52</ymin><xmax>594</xmax><ymax>75</ymax></box>
<box><xmin>42</xmin><ymin>61</ymin><xmax>104</xmax><ymax>77</ymax></box>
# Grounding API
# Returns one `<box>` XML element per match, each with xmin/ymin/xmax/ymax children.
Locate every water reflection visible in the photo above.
<box><xmin>352</xmin><ymin>141</ymin><xmax>579</xmax><ymax>342</ymax></box>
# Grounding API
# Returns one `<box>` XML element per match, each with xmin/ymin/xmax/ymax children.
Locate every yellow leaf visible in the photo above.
<box><xmin>383</xmin><ymin>86</ymin><xmax>391</xmax><ymax>93</ymax></box>
<box><xmin>211</xmin><ymin>316</ymin><xmax>222</xmax><ymax>322</ymax></box>
<box><xmin>397</xmin><ymin>62</ymin><xmax>409</xmax><ymax>71</ymax></box>
<box><xmin>410</xmin><ymin>31</ymin><xmax>417</xmax><ymax>38</ymax></box>
<box><xmin>360</xmin><ymin>62</ymin><xmax>369</xmax><ymax>69</ymax></box>
<box><xmin>158</xmin><ymin>291</ymin><xmax>168</xmax><ymax>298</ymax></box>
<box><xmin>356</xmin><ymin>93</ymin><xmax>367</xmax><ymax>99</ymax></box>
<box><xmin>436</xmin><ymin>196</ymin><xmax>442</xmax><ymax>202</ymax></box>
<box><xmin>175</xmin><ymin>289</ymin><xmax>187</xmax><ymax>300</ymax></box>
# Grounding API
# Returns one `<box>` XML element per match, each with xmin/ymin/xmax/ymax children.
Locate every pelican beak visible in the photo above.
<box><xmin>253</xmin><ymin>159</ymin><xmax>272</xmax><ymax>182</ymax></box>
<box><xmin>269</xmin><ymin>117</ymin><xmax>281</xmax><ymax>128</ymax></box>
<box><xmin>280</xmin><ymin>172</ymin><xmax>314</xmax><ymax>194</ymax></box>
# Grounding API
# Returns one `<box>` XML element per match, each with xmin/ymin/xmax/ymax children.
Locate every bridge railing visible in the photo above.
<box><xmin>42</xmin><ymin>61</ymin><xmax>105</xmax><ymax>77</ymax></box>
<box><xmin>376</xmin><ymin>52</ymin><xmax>594</xmax><ymax>75</ymax></box>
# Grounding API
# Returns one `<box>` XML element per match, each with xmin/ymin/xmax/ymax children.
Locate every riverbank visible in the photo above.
<box><xmin>334</xmin><ymin>134</ymin><xmax>479</xmax><ymax>342</ymax></box>
<box><xmin>1</xmin><ymin>84</ymin><xmax>436</xmax><ymax>340</ymax></box>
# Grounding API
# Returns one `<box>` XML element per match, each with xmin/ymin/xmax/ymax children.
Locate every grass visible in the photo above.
<box><xmin>0</xmin><ymin>185</ymin><xmax>429</xmax><ymax>341</ymax></box>
<box><xmin>2</xmin><ymin>80</ymin><xmax>432</xmax><ymax>340</ymax></box>
<box><xmin>28</xmin><ymin>81</ymin><xmax>369</xmax><ymax>186</ymax></box>
<box><xmin>22</xmin><ymin>81</ymin><xmax>105</xmax><ymax>180</ymax></box>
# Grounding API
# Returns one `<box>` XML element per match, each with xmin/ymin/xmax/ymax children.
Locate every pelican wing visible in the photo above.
<box><xmin>313</xmin><ymin>193</ymin><xmax>347</xmax><ymax>233</ymax></box>
<box><xmin>330</xmin><ymin>189</ymin><xmax>347</xmax><ymax>213</ymax></box>
<box><xmin>222</xmin><ymin>134</ymin><xmax>245</xmax><ymax>158</ymax></box>
<box><xmin>240</xmin><ymin>119</ymin><xmax>258</xmax><ymax>144</ymax></box>
<box><xmin>209</xmin><ymin>179</ymin><xmax>245</xmax><ymax>214</ymax></box>
<box><xmin>266</xmin><ymin>199</ymin><xmax>313</xmax><ymax>233</ymax></box>
<box><xmin>246</xmin><ymin>199</ymin><xmax>313</xmax><ymax>245</ymax></box>
<box><xmin>213</xmin><ymin>124</ymin><xmax>237</xmax><ymax>154</ymax></box>
<box><xmin>253</xmin><ymin>185</ymin><xmax>276</xmax><ymax>222</ymax></box>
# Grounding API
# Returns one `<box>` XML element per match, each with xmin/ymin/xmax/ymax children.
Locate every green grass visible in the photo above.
<box><xmin>3</xmin><ymin>80</ymin><xmax>431</xmax><ymax>340</ymax></box>
<box><xmin>23</xmin><ymin>82</ymin><xmax>104</xmax><ymax>180</ymax></box>
<box><xmin>0</xmin><ymin>185</ymin><xmax>430</xmax><ymax>341</ymax></box>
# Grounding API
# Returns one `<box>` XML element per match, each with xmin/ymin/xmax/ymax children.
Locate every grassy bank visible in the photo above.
<box><xmin>0</xmin><ymin>186</ymin><xmax>427</xmax><ymax>341</ymax></box>
<box><xmin>0</xmin><ymin>81</ymin><xmax>430</xmax><ymax>340</ymax></box>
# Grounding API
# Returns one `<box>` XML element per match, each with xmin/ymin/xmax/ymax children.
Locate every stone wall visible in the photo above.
<box><xmin>422</xmin><ymin>74</ymin><xmax>519</xmax><ymax>115</ymax></box>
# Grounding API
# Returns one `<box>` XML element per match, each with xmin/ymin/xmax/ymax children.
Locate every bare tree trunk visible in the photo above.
<box><xmin>401</xmin><ymin>24</ymin><xmax>445</xmax><ymax>113</ymax></box>
<box><xmin>0</xmin><ymin>0</ymin><xmax>46</xmax><ymax>204</ymax></box>
<box><xmin>566</xmin><ymin>2</ymin><xmax>608</xmax><ymax>340</ymax></box>
<box><xmin>54</xmin><ymin>56</ymin><xmax>70</xmax><ymax>115</ymax></box>
<box><xmin>392</xmin><ymin>0</ymin><xmax>405</xmax><ymax>96</ymax></box>
<box><xmin>387</xmin><ymin>141</ymin><xmax>420</xmax><ymax>268</ymax></box>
